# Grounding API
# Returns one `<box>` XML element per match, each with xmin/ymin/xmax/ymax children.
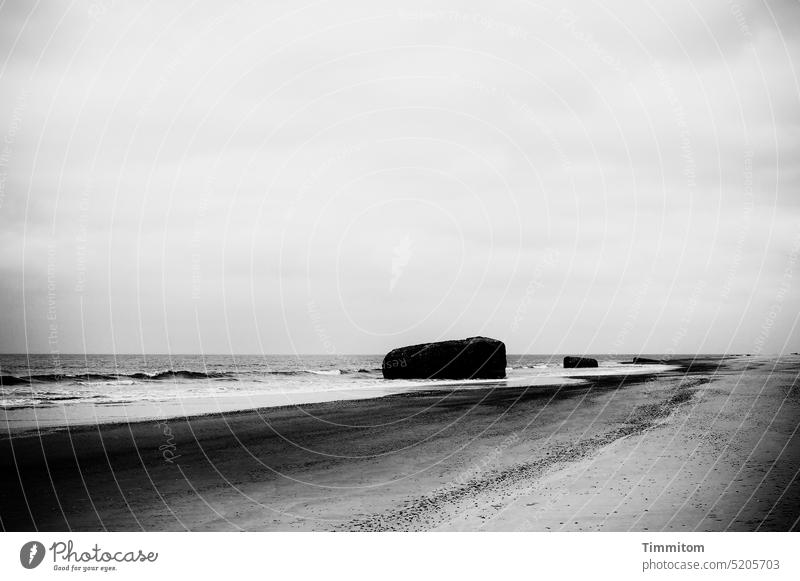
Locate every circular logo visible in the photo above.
<box><xmin>19</xmin><ymin>541</ymin><xmax>45</xmax><ymax>569</ymax></box>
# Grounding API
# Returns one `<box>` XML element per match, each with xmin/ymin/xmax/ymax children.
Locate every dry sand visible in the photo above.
<box><xmin>1</xmin><ymin>355</ymin><xmax>797</xmax><ymax>531</ymax></box>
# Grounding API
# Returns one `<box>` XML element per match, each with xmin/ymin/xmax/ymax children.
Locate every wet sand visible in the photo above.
<box><xmin>1</xmin><ymin>356</ymin><xmax>798</xmax><ymax>531</ymax></box>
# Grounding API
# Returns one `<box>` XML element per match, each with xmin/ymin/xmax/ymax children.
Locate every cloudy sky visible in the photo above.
<box><xmin>0</xmin><ymin>0</ymin><xmax>798</xmax><ymax>355</ymax></box>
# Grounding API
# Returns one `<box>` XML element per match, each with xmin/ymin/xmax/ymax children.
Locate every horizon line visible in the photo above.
<box><xmin>0</xmin><ymin>352</ymin><xmax>783</xmax><ymax>357</ymax></box>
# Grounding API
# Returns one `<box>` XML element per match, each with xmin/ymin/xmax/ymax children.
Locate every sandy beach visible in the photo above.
<box><xmin>1</xmin><ymin>355</ymin><xmax>797</xmax><ymax>532</ymax></box>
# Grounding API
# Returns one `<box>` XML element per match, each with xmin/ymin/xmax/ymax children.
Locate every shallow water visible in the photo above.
<box><xmin>0</xmin><ymin>353</ymin><xmax>678</xmax><ymax>433</ymax></box>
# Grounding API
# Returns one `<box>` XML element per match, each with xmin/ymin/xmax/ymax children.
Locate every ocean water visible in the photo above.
<box><xmin>0</xmin><ymin>353</ymin><xmax>673</xmax><ymax>433</ymax></box>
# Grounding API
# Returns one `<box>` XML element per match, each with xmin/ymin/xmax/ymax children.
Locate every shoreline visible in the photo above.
<box><xmin>1</xmin><ymin>355</ymin><xmax>797</xmax><ymax>531</ymax></box>
<box><xmin>0</xmin><ymin>362</ymin><xmax>679</xmax><ymax>436</ymax></box>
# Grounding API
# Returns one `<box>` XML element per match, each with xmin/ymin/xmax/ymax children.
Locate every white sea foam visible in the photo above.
<box><xmin>0</xmin><ymin>354</ymin><xmax>681</xmax><ymax>433</ymax></box>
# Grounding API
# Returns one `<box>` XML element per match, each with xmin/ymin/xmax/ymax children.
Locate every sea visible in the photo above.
<box><xmin>0</xmin><ymin>353</ymin><xmax>672</xmax><ymax>434</ymax></box>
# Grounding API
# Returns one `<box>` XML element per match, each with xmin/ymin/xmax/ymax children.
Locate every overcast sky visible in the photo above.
<box><xmin>0</xmin><ymin>0</ymin><xmax>798</xmax><ymax>355</ymax></box>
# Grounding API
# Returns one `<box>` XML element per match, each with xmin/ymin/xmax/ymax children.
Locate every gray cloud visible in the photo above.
<box><xmin>1</xmin><ymin>0</ymin><xmax>798</xmax><ymax>355</ymax></box>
